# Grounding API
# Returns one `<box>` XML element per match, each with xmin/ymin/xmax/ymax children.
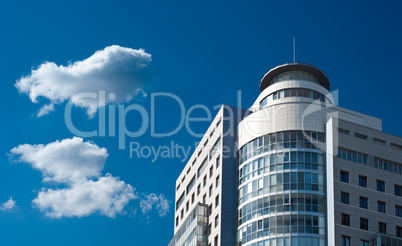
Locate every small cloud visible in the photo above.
<box><xmin>10</xmin><ymin>137</ymin><xmax>108</xmax><ymax>184</ymax></box>
<box><xmin>140</xmin><ymin>194</ymin><xmax>169</xmax><ymax>217</ymax></box>
<box><xmin>33</xmin><ymin>175</ymin><xmax>137</xmax><ymax>218</ymax></box>
<box><xmin>36</xmin><ymin>103</ymin><xmax>55</xmax><ymax>117</ymax></box>
<box><xmin>15</xmin><ymin>45</ymin><xmax>153</xmax><ymax>117</ymax></box>
<box><xmin>1</xmin><ymin>197</ymin><xmax>16</xmax><ymax>211</ymax></box>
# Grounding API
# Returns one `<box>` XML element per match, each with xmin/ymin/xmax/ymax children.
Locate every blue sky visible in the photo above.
<box><xmin>1</xmin><ymin>0</ymin><xmax>402</xmax><ymax>245</ymax></box>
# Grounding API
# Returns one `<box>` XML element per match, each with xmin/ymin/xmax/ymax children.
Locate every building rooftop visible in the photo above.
<box><xmin>260</xmin><ymin>63</ymin><xmax>330</xmax><ymax>92</ymax></box>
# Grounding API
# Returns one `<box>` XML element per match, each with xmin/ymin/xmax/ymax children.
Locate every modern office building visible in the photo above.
<box><xmin>168</xmin><ymin>63</ymin><xmax>402</xmax><ymax>246</ymax></box>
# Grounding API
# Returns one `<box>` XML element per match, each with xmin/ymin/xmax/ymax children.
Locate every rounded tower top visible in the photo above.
<box><xmin>260</xmin><ymin>63</ymin><xmax>330</xmax><ymax>92</ymax></box>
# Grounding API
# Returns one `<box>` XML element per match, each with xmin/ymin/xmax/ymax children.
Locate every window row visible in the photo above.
<box><xmin>260</xmin><ymin>87</ymin><xmax>327</xmax><ymax>109</ymax></box>
<box><xmin>338</xmin><ymin>128</ymin><xmax>370</xmax><ymax>140</ymax></box>
<box><xmin>341</xmin><ymin>192</ymin><xmax>369</xmax><ymax>209</ymax></box>
<box><xmin>176</xmin><ymin>192</ymin><xmax>185</xmax><ymax>211</ymax></box>
<box><xmin>209</xmin><ymin>138</ymin><xmax>221</xmax><ymax>160</ymax></box>
<box><xmin>239</xmin><ymin>171</ymin><xmax>325</xmax><ymax>205</ymax></box>
<box><xmin>341</xmin><ymin>171</ymin><xmax>385</xmax><ymax>190</ymax></box>
<box><xmin>239</xmin><ymin>157</ymin><xmax>325</xmax><ymax>187</ymax></box>
<box><xmin>374</xmin><ymin>157</ymin><xmax>402</xmax><ymax>175</ymax></box>
<box><xmin>237</xmin><ymin>236</ymin><xmax>325</xmax><ymax>246</ymax></box>
<box><xmin>237</xmin><ymin>214</ymin><xmax>325</xmax><ymax>245</ymax></box>
<box><xmin>341</xmin><ymin>191</ymin><xmax>402</xmax><ymax>216</ymax></box>
<box><xmin>269</xmin><ymin>71</ymin><xmax>320</xmax><ymax>86</ymax></box>
<box><xmin>342</xmin><ymin>224</ymin><xmax>401</xmax><ymax>244</ymax></box>
<box><xmin>239</xmin><ymin>151</ymin><xmax>325</xmax><ymax>185</ymax></box>
<box><xmin>340</xmin><ymin>171</ymin><xmax>402</xmax><ymax>197</ymax></box>
<box><xmin>341</xmin><ymin>214</ymin><xmax>377</xmax><ymax>231</ymax></box>
<box><xmin>341</xmin><ymin>236</ymin><xmax>371</xmax><ymax>246</ymax></box>
<box><xmin>186</xmin><ymin>175</ymin><xmax>196</xmax><ymax>194</ymax></box>
<box><xmin>238</xmin><ymin>193</ymin><xmax>325</xmax><ymax>226</ymax></box>
<box><xmin>337</xmin><ymin>147</ymin><xmax>368</xmax><ymax>165</ymax></box>
<box><xmin>240</xmin><ymin>152</ymin><xmax>324</xmax><ymax>178</ymax></box>
<box><xmin>238</xmin><ymin>130</ymin><xmax>325</xmax><ymax>165</ymax></box>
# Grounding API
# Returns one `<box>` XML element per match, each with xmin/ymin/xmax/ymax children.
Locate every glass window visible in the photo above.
<box><xmin>270</xmin><ymin>71</ymin><xmax>319</xmax><ymax>85</ymax></box>
<box><xmin>260</xmin><ymin>98</ymin><xmax>267</xmax><ymax>109</ymax></box>
<box><xmin>379</xmin><ymin>222</ymin><xmax>387</xmax><ymax>234</ymax></box>
<box><xmin>359</xmin><ymin>175</ymin><xmax>367</xmax><ymax>188</ymax></box>
<box><xmin>285</xmin><ymin>89</ymin><xmax>291</xmax><ymax>97</ymax></box>
<box><xmin>355</xmin><ymin>133</ymin><xmax>367</xmax><ymax>140</ymax></box>
<box><xmin>378</xmin><ymin>201</ymin><xmax>386</xmax><ymax>213</ymax></box>
<box><xmin>342</xmin><ymin>236</ymin><xmax>350</xmax><ymax>246</ymax></box>
<box><xmin>360</xmin><ymin>240</ymin><xmax>369</xmax><ymax>246</ymax></box>
<box><xmin>267</xmin><ymin>95</ymin><xmax>273</xmax><ymax>104</ymax></box>
<box><xmin>341</xmin><ymin>192</ymin><xmax>349</xmax><ymax>204</ymax></box>
<box><xmin>298</xmin><ymin>88</ymin><xmax>304</xmax><ymax>97</ymax></box>
<box><xmin>270</xmin><ymin>174</ymin><xmax>276</xmax><ymax>186</ymax></box>
<box><xmin>186</xmin><ymin>175</ymin><xmax>196</xmax><ymax>194</ymax></box>
<box><xmin>377</xmin><ymin>180</ymin><xmax>385</xmax><ymax>192</ymax></box>
<box><xmin>337</xmin><ymin>147</ymin><xmax>368</xmax><ymax>165</ymax></box>
<box><xmin>395</xmin><ymin>185</ymin><xmax>402</xmax><ymax>196</ymax></box>
<box><xmin>279</xmin><ymin>90</ymin><xmax>285</xmax><ymax>99</ymax></box>
<box><xmin>305</xmin><ymin>89</ymin><xmax>312</xmax><ymax>98</ymax></box>
<box><xmin>340</xmin><ymin>171</ymin><xmax>349</xmax><ymax>183</ymax></box>
<box><xmin>176</xmin><ymin>192</ymin><xmax>185</xmax><ymax>210</ymax></box>
<box><xmin>360</xmin><ymin>218</ymin><xmax>368</xmax><ymax>230</ymax></box>
<box><xmin>341</xmin><ymin>214</ymin><xmax>350</xmax><ymax>226</ymax></box>
<box><xmin>397</xmin><ymin>226</ymin><xmax>402</xmax><ymax>238</ymax></box>
<box><xmin>359</xmin><ymin>197</ymin><xmax>368</xmax><ymax>209</ymax></box>
<box><xmin>290</xmin><ymin>88</ymin><xmax>297</xmax><ymax>97</ymax></box>
<box><xmin>396</xmin><ymin>205</ymin><xmax>402</xmax><ymax>217</ymax></box>
<box><xmin>313</xmin><ymin>91</ymin><xmax>319</xmax><ymax>99</ymax></box>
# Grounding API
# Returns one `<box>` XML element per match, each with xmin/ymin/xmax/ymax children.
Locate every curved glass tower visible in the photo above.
<box><xmin>170</xmin><ymin>62</ymin><xmax>402</xmax><ymax>246</ymax></box>
<box><xmin>236</xmin><ymin>63</ymin><xmax>333</xmax><ymax>246</ymax></box>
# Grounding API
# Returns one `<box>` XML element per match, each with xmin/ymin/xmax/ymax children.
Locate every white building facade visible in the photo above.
<box><xmin>169</xmin><ymin>63</ymin><xmax>402</xmax><ymax>246</ymax></box>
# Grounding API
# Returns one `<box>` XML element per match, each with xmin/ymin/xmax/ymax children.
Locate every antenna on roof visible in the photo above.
<box><xmin>293</xmin><ymin>36</ymin><xmax>296</xmax><ymax>63</ymax></box>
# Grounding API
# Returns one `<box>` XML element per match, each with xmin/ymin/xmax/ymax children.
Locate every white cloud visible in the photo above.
<box><xmin>10</xmin><ymin>137</ymin><xmax>108</xmax><ymax>184</ymax></box>
<box><xmin>36</xmin><ymin>103</ymin><xmax>55</xmax><ymax>117</ymax></box>
<box><xmin>33</xmin><ymin>175</ymin><xmax>136</xmax><ymax>218</ymax></box>
<box><xmin>0</xmin><ymin>197</ymin><xmax>16</xmax><ymax>211</ymax></box>
<box><xmin>15</xmin><ymin>45</ymin><xmax>152</xmax><ymax>117</ymax></box>
<box><xmin>140</xmin><ymin>193</ymin><xmax>169</xmax><ymax>217</ymax></box>
<box><xmin>10</xmin><ymin>137</ymin><xmax>168</xmax><ymax>218</ymax></box>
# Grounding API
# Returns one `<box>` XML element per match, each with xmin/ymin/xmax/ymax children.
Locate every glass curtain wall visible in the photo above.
<box><xmin>236</xmin><ymin>131</ymin><xmax>326</xmax><ymax>246</ymax></box>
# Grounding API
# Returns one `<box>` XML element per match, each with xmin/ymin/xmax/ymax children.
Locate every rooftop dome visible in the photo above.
<box><xmin>260</xmin><ymin>63</ymin><xmax>330</xmax><ymax>92</ymax></box>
